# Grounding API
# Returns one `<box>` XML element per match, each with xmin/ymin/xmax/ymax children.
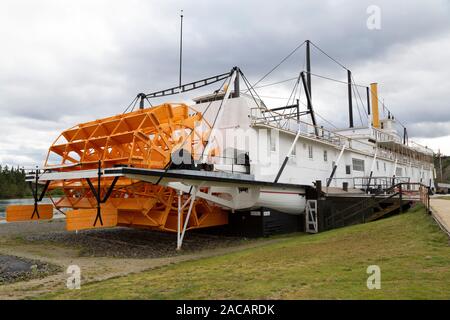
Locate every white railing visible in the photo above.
<box><xmin>249</xmin><ymin>107</ymin><xmax>434</xmax><ymax>170</ymax></box>
<box><xmin>371</xmin><ymin>127</ymin><xmax>402</xmax><ymax>144</ymax></box>
<box><xmin>250</xmin><ymin>107</ymin><xmax>352</xmax><ymax>149</ymax></box>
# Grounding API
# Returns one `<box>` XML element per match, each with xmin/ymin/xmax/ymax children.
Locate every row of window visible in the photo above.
<box><xmin>288</xmin><ymin>144</ymin><xmax>329</xmax><ymax>162</ymax></box>
<box><xmin>273</xmin><ymin>139</ymin><xmax>420</xmax><ymax>177</ymax></box>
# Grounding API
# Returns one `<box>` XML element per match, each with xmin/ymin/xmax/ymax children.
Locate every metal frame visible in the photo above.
<box><xmin>28</xmin><ymin>169</ymin><xmax>51</xmax><ymax>219</ymax></box>
<box><xmin>176</xmin><ymin>186</ymin><xmax>199</xmax><ymax>250</ymax></box>
<box><xmin>85</xmin><ymin>161</ymin><xmax>120</xmax><ymax>226</ymax></box>
<box><xmin>143</xmin><ymin>70</ymin><xmax>233</xmax><ymax>100</ymax></box>
<box><xmin>305</xmin><ymin>199</ymin><xmax>318</xmax><ymax>233</ymax></box>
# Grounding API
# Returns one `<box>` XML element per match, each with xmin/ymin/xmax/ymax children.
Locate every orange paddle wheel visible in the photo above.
<box><xmin>42</xmin><ymin>103</ymin><xmax>228</xmax><ymax>231</ymax></box>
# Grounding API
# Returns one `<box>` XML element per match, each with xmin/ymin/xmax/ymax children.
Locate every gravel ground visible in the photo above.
<box><xmin>0</xmin><ymin>255</ymin><xmax>61</xmax><ymax>285</ymax></box>
<box><xmin>25</xmin><ymin>227</ymin><xmax>248</xmax><ymax>259</ymax></box>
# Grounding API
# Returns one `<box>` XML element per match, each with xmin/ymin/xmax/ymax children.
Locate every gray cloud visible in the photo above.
<box><xmin>1</xmin><ymin>0</ymin><xmax>450</xmax><ymax>165</ymax></box>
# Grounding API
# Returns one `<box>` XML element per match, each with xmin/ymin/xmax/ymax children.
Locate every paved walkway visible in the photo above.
<box><xmin>430</xmin><ymin>198</ymin><xmax>450</xmax><ymax>236</ymax></box>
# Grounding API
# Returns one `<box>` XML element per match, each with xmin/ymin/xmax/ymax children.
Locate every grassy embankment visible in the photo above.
<box><xmin>45</xmin><ymin>204</ymin><xmax>450</xmax><ymax>300</ymax></box>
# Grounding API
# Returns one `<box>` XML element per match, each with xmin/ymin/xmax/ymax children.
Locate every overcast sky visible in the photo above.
<box><xmin>1</xmin><ymin>0</ymin><xmax>450</xmax><ymax>167</ymax></box>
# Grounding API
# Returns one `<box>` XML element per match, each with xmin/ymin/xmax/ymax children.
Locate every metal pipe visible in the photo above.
<box><xmin>366</xmin><ymin>86</ymin><xmax>371</xmax><ymax>115</ymax></box>
<box><xmin>327</xmin><ymin>145</ymin><xmax>346</xmax><ymax>187</ymax></box>
<box><xmin>300</xmin><ymin>72</ymin><xmax>318</xmax><ymax>136</ymax></box>
<box><xmin>347</xmin><ymin>70</ymin><xmax>353</xmax><ymax>128</ymax></box>
<box><xmin>233</xmin><ymin>66</ymin><xmax>240</xmax><ymax>98</ymax></box>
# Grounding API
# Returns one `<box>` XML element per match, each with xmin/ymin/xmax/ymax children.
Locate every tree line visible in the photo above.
<box><xmin>0</xmin><ymin>165</ymin><xmax>31</xmax><ymax>199</ymax></box>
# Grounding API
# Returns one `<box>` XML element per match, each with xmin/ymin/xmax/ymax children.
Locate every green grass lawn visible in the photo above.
<box><xmin>45</xmin><ymin>205</ymin><xmax>450</xmax><ymax>300</ymax></box>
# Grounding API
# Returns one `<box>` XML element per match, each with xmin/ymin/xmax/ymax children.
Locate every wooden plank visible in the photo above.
<box><xmin>6</xmin><ymin>204</ymin><xmax>53</xmax><ymax>222</ymax></box>
<box><xmin>66</xmin><ymin>207</ymin><xmax>118</xmax><ymax>231</ymax></box>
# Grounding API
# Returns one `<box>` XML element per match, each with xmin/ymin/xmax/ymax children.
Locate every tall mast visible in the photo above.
<box><xmin>306</xmin><ymin>40</ymin><xmax>312</xmax><ymax>109</ymax></box>
<box><xmin>179</xmin><ymin>10</ymin><xmax>184</xmax><ymax>88</ymax></box>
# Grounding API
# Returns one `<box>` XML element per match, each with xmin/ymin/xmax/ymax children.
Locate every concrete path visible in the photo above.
<box><xmin>430</xmin><ymin>198</ymin><xmax>450</xmax><ymax>236</ymax></box>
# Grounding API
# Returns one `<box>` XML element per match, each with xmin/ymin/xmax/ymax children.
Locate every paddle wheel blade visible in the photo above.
<box><xmin>66</xmin><ymin>208</ymin><xmax>118</xmax><ymax>231</ymax></box>
<box><xmin>6</xmin><ymin>204</ymin><xmax>54</xmax><ymax>222</ymax></box>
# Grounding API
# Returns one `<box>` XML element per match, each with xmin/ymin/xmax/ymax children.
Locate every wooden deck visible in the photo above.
<box><xmin>430</xmin><ymin>198</ymin><xmax>450</xmax><ymax>236</ymax></box>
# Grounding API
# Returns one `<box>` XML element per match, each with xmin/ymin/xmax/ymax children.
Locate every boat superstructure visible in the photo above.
<box><xmin>5</xmin><ymin>41</ymin><xmax>435</xmax><ymax>249</ymax></box>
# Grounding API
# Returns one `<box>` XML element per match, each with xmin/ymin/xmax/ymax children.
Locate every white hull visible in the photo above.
<box><xmin>253</xmin><ymin>189</ymin><xmax>306</xmax><ymax>214</ymax></box>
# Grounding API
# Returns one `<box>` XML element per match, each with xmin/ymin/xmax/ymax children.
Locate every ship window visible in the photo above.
<box><xmin>269</xmin><ymin>133</ymin><xmax>276</xmax><ymax>152</ymax></box>
<box><xmin>376</xmin><ymin>161</ymin><xmax>379</xmax><ymax>171</ymax></box>
<box><xmin>345</xmin><ymin>165</ymin><xmax>351</xmax><ymax>175</ymax></box>
<box><xmin>384</xmin><ymin>162</ymin><xmax>386</xmax><ymax>172</ymax></box>
<box><xmin>308</xmin><ymin>145</ymin><xmax>313</xmax><ymax>159</ymax></box>
<box><xmin>396</xmin><ymin>167</ymin><xmax>403</xmax><ymax>176</ymax></box>
<box><xmin>352</xmin><ymin>158</ymin><xmax>365</xmax><ymax>172</ymax></box>
<box><xmin>323</xmin><ymin>150</ymin><xmax>328</xmax><ymax>162</ymax></box>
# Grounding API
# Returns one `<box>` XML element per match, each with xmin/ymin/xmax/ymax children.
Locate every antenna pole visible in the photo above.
<box><xmin>179</xmin><ymin>10</ymin><xmax>184</xmax><ymax>88</ymax></box>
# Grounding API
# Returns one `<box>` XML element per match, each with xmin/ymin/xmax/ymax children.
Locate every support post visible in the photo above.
<box><xmin>366</xmin><ymin>148</ymin><xmax>378</xmax><ymax>192</ymax></box>
<box><xmin>274</xmin><ymin>124</ymin><xmax>302</xmax><ymax>183</ymax></box>
<box><xmin>30</xmin><ymin>168</ymin><xmax>40</xmax><ymax>219</ymax></box>
<box><xmin>300</xmin><ymin>72</ymin><xmax>319</xmax><ymax>137</ymax></box>
<box><xmin>392</xmin><ymin>158</ymin><xmax>398</xmax><ymax>187</ymax></box>
<box><xmin>366</xmin><ymin>86</ymin><xmax>371</xmax><ymax>115</ymax></box>
<box><xmin>233</xmin><ymin>66</ymin><xmax>240</xmax><ymax>98</ymax></box>
<box><xmin>177</xmin><ymin>186</ymin><xmax>198</xmax><ymax>250</ymax></box>
<box><xmin>327</xmin><ymin>145</ymin><xmax>346</xmax><ymax>187</ymax></box>
<box><xmin>347</xmin><ymin>70</ymin><xmax>353</xmax><ymax>128</ymax></box>
<box><xmin>138</xmin><ymin>93</ymin><xmax>145</xmax><ymax>110</ymax></box>
<box><xmin>93</xmin><ymin>160</ymin><xmax>103</xmax><ymax>226</ymax></box>
<box><xmin>306</xmin><ymin>40</ymin><xmax>312</xmax><ymax>105</ymax></box>
<box><xmin>177</xmin><ymin>190</ymin><xmax>182</xmax><ymax>250</ymax></box>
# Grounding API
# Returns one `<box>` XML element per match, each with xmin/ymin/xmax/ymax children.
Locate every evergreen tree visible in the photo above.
<box><xmin>0</xmin><ymin>165</ymin><xmax>31</xmax><ymax>199</ymax></box>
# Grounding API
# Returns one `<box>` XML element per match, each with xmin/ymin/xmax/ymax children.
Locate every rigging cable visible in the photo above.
<box><xmin>153</xmin><ymin>73</ymin><xmax>232</xmax><ymax>186</ymax></box>
<box><xmin>310</xmin><ymin>41</ymin><xmax>348</xmax><ymax>70</ymax></box>
<box><xmin>122</xmin><ymin>95</ymin><xmax>139</xmax><ymax>114</ymax></box>
<box><xmin>249</xmin><ymin>40</ymin><xmax>306</xmax><ymax>90</ymax></box>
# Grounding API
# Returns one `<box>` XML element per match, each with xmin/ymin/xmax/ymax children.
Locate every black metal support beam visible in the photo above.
<box><xmin>144</xmin><ymin>71</ymin><xmax>231</xmax><ymax>99</ymax></box>
<box><xmin>266</xmin><ymin>103</ymin><xmax>300</xmax><ymax>113</ymax></box>
<box><xmin>300</xmin><ymin>72</ymin><xmax>319</xmax><ymax>137</ymax></box>
<box><xmin>138</xmin><ymin>93</ymin><xmax>145</xmax><ymax>110</ymax></box>
<box><xmin>306</xmin><ymin>40</ymin><xmax>312</xmax><ymax>105</ymax></box>
<box><xmin>366</xmin><ymin>86</ymin><xmax>371</xmax><ymax>115</ymax></box>
<box><xmin>86</xmin><ymin>162</ymin><xmax>120</xmax><ymax>227</ymax></box>
<box><xmin>233</xmin><ymin>66</ymin><xmax>240</xmax><ymax>98</ymax></box>
<box><xmin>326</xmin><ymin>165</ymin><xmax>338</xmax><ymax>187</ymax></box>
<box><xmin>366</xmin><ymin>171</ymin><xmax>373</xmax><ymax>193</ymax></box>
<box><xmin>274</xmin><ymin>156</ymin><xmax>290</xmax><ymax>183</ymax></box>
<box><xmin>29</xmin><ymin>169</ymin><xmax>51</xmax><ymax>219</ymax></box>
<box><xmin>347</xmin><ymin>70</ymin><xmax>353</xmax><ymax>128</ymax></box>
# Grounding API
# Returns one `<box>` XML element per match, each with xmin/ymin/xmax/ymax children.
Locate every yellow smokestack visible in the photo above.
<box><xmin>370</xmin><ymin>83</ymin><xmax>380</xmax><ymax>128</ymax></box>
